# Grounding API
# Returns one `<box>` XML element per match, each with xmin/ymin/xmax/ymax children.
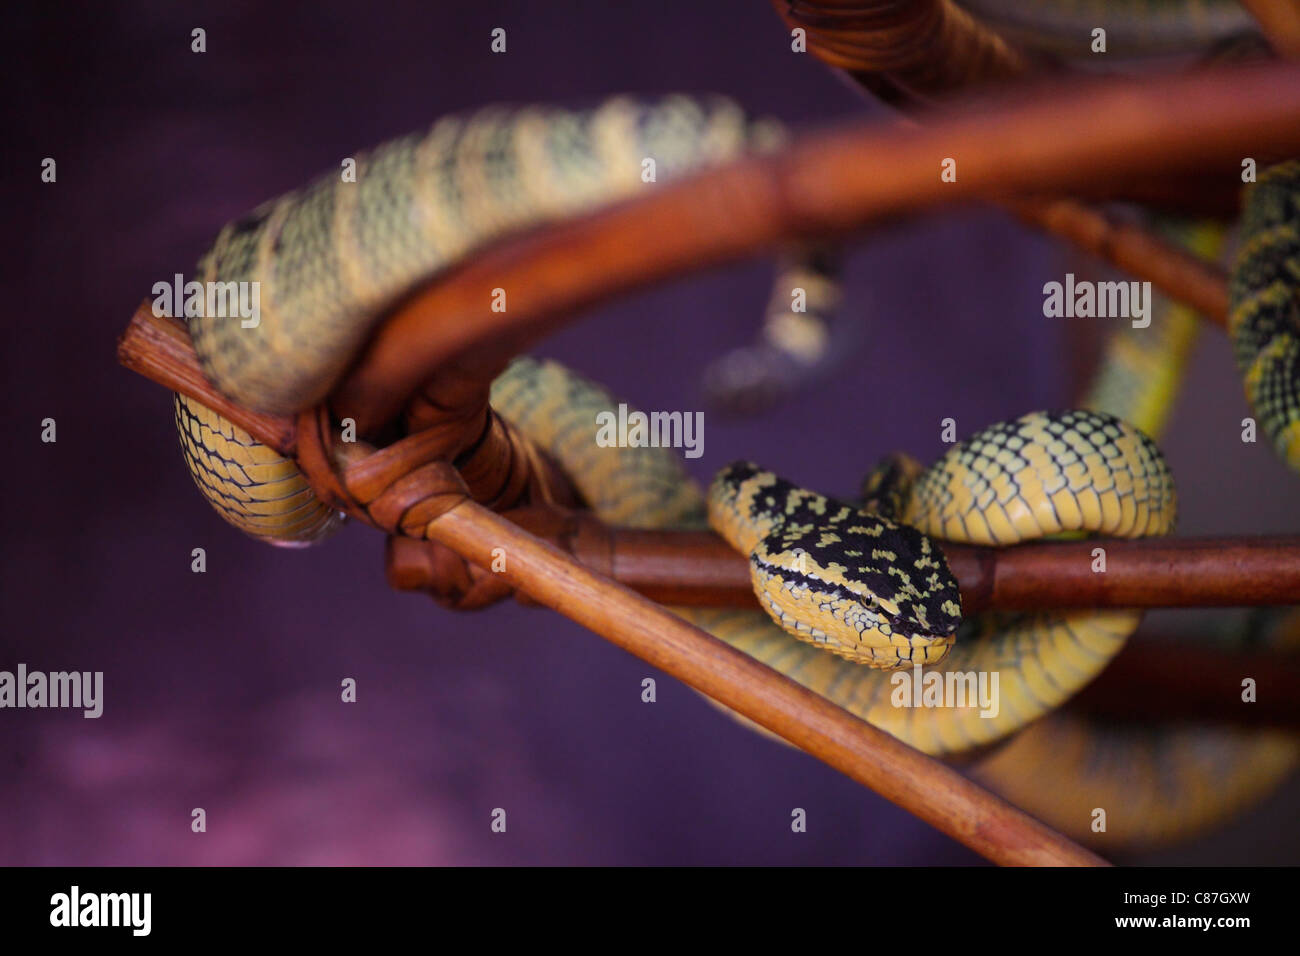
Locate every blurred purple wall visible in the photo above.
<box><xmin>2</xmin><ymin>0</ymin><xmax>1296</xmax><ymax>865</ymax></box>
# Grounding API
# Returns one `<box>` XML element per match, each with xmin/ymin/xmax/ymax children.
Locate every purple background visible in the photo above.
<box><xmin>3</xmin><ymin>0</ymin><xmax>1297</xmax><ymax>865</ymax></box>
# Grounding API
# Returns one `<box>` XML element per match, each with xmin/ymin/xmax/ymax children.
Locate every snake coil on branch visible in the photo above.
<box><xmin>172</xmin><ymin>93</ymin><xmax>1300</xmax><ymax>849</ymax></box>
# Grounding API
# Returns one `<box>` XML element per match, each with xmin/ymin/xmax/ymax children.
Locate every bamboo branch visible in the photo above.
<box><xmin>333</xmin><ymin>62</ymin><xmax>1300</xmax><ymax>433</ymax></box>
<box><xmin>425</xmin><ymin>497</ymin><xmax>1107</xmax><ymax>866</ymax></box>
<box><xmin>122</xmin><ymin>307</ymin><xmax>1300</xmax><ymax>613</ymax></box>
<box><xmin>389</xmin><ymin>516</ymin><xmax>1300</xmax><ymax>611</ymax></box>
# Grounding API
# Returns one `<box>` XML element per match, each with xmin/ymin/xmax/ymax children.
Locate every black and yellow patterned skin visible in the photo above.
<box><xmin>977</xmin><ymin>218</ymin><xmax>1300</xmax><ymax>848</ymax></box>
<box><xmin>706</xmin><ymin>409</ymin><xmax>1174</xmax><ymax>758</ymax></box>
<box><xmin>174</xmin><ymin>393</ymin><xmax>343</xmax><ymax>545</ymax></box>
<box><xmin>1229</xmin><ymin>160</ymin><xmax>1300</xmax><ymax>471</ymax></box>
<box><xmin>904</xmin><ymin>410</ymin><xmax>1176</xmax><ymax>542</ymax></box>
<box><xmin>188</xmin><ymin>96</ymin><xmax>776</xmax><ymax>420</ymax></box>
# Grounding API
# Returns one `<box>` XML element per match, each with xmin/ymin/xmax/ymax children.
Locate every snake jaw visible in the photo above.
<box><xmin>749</xmin><ymin>552</ymin><xmax>957</xmax><ymax>669</ymax></box>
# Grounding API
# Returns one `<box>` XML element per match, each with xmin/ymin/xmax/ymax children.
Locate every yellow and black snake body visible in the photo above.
<box><xmin>987</xmin><ymin>212</ymin><xmax>1300</xmax><ymax>846</ymax></box>
<box><xmin>1229</xmin><ymin>160</ymin><xmax>1300</xmax><ymax>471</ymax></box>
<box><xmin>171</xmin><ymin>91</ymin><xmax>1300</xmax><ymax>850</ymax></box>
<box><xmin>701</xmin><ymin>408</ymin><xmax>1175</xmax><ymax>757</ymax></box>
<box><xmin>188</xmin><ymin>96</ymin><xmax>780</xmax><ymax>420</ymax></box>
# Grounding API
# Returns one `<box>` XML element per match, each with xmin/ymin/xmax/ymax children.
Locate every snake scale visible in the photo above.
<box><xmin>174</xmin><ymin>90</ymin><xmax>1300</xmax><ymax>848</ymax></box>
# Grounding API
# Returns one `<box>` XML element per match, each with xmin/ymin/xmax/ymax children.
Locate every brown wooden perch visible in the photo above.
<box><xmin>331</xmin><ymin>61</ymin><xmax>1300</xmax><ymax>433</ymax></box>
<box><xmin>388</xmin><ymin>514</ymin><xmax>1300</xmax><ymax>613</ymax></box>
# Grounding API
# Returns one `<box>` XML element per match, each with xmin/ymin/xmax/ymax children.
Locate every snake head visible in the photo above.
<box><xmin>709</xmin><ymin>463</ymin><xmax>962</xmax><ymax>668</ymax></box>
<box><xmin>746</xmin><ymin>487</ymin><xmax>963</xmax><ymax>669</ymax></box>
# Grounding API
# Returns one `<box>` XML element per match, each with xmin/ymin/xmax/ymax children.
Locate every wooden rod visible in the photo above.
<box><xmin>1005</xmin><ymin>196</ymin><xmax>1231</xmax><ymax>329</ymax></box>
<box><xmin>117</xmin><ymin>305</ymin><xmax>296</xmax><ymax>452</ymax></box>
<box><xmin>948</xmin><ymin>534</ymin><xmax>1300</xmax><ymax>611</ymax></box>
<box><xmin>425</xmin><ymin>498</ymin><xmax>1108</xmax><ymax>866</ymax></box>
<box><xmin>332</xmin><ymin>62</ymin><xmax>1300</xmax><ymax>433</ymax></box>
<box><xmin>391</xmin><ymin>517</ymin><xmax>1300</xmax><ymax>611</ymax></box>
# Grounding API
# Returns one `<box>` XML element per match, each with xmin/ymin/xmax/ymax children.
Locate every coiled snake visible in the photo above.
<box><xmin>174</xmin><ymin>95</ymin><xmax>1299</xmax><ymax>848</ymax></box>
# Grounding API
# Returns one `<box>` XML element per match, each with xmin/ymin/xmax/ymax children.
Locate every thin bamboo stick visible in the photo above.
<box><xmin>425</xmin><ymin>497</ymin><xmax>1108</xmax><ymax>866</ymax></box>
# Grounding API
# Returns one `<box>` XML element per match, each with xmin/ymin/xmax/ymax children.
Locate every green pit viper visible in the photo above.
<box><xmin>173</xmin><ymin>94</ymin><xmax>1300</xmax><ymax>849</ymax></box>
